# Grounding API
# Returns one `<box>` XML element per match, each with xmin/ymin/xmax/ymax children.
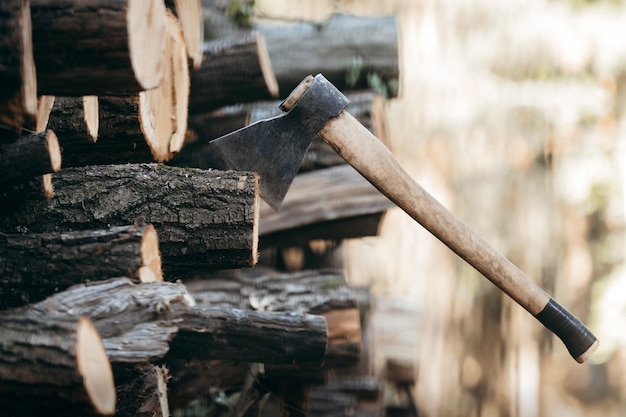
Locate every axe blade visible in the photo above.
<box><xmin>210</xmin><ymin>74</ymin><xmax>350</xmax><ymax>210</ymax></box>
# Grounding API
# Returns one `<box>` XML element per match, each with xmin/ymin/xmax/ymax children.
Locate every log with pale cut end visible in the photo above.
<box><xmin>0</xmin><ymin>129</ymin><xmax>61</xmax><ymax>186</ymax></box>
<box><xmin>39</xmin><ymin>96</ymin><xmax>99</xmax><ymax>166</ymax></box>
<box><xmin>0</xmin><ymin>173</ymin><xmax>54</xmax><ymax>204</ymax></box>
<box><xmin>166</xmin><ymin>0</ymin><xmax>204</xmax><ymax>70</ymax></box>
<box><xmin>0</xmin><ymin>0</ymin><xmax>37</xmax><ymax>138</ymax></box>
<box><xmin>31</xmin><ymin>0</ymin><xmax>167</xmax><ymax>95</ymax></box>
<box><xmin>0</xmin><ymin>315</ymin><xmax>116</xmax><ymax>416</ymax></box>
<box><xmin>0</xmin><ymin>164</ymin><xmax>259</xmax><ymax>273</ymax></box>
<box><xmin>166</xmin><ymin>10</ymin><xmax>191</xmax><ymax>154</ymax></box>
<box><xmin>188</xmin><ymin>31</ymin><xmax>278</xmax><ymax>114</ymax></box>
<box><xmin>0</xmin><ymin>224</ymin><xmax>163</xmax><ymax>309</ymax></box>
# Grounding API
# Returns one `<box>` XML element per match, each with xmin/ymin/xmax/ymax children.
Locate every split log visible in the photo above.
<box><xmin>259</xmin><ymin>165</ymin><xmax>394</xmax><ymax>247</ymax></box>
<box><xmin>92</xmin><ymin>13</ymin><xmax>189</xmax><ymax>164</ymax></box>
<box><xmin>0</xmin><ymin>129</ymin><xmax>61</xmax><ymax>186</ymax></box>
<box><xmin>0</xmin><ymin>315</ymin><xmax>116</xmax><ymax>416</ymax></box>
<box><xmin>176</xmin><ymin>90</ymin><xmax>389</xmax><ymax>172</ymax></box>
<box><xmin>31</xmin><ymin>0</ymin><xmax>167</xmax><ymax>95</ymax></box>
<box><xmin>166</xmin><ymin>0</ymin><xmax>204</xmax><ymax>69</ymax></box>
<box><xmin>255</xmin><ymin>14</ymin><xmax>399</xmax><ymax>98</ymax></box>
<box><xmin>0</xmin><ymin>224</ymin><xmax>162</xmax><ymax>309</ymax></box>
<box><xmin>0</xmin><ymin>0</ymin><xmax>37</xmax><ymax>137</ymax></box>
<box><xmin>187</xmin><ymin>268</ymin><xmax>361</xmax><ymax>365</ymax></box>
<box><xmin>188</xmin><ymin>31</ymin><xmax>278</xmax><ymax>115</ymax></box>
<box><xmin>39</xmin><ymin>96</ymin><xmax>99</xmax><ymax>165</ymax></box>
<box><xmin>0</xmin><ymin>164</ymin><xmax>260</xmax><ymax>273</ymax></box>
<box><xmin>25</xmin><ymin>278</ymin><xmax>327</xmax><ymax>366</ymax></box>
<box><xmin>114</xmin><ymin>364</ymin><xmax>170</xmax><ymax>417</ymax></box>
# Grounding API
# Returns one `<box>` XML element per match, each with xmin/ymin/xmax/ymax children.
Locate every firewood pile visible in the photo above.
<box><xmin>0</xmin><ymin>0</ymin><xmax>410</xmax><ymax>416</ymax></box>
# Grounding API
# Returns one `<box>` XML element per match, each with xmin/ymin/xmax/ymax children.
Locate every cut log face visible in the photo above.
<box><xmin>0</xmin><ymin>315</ymin><xmax>116</xmax><ymax>416</ymax></box>
<box><xmin>166</xmin><ymin>10</ymin><xmax>191</xmax><ymax>154</ymax></box>
<box><xmin>114</xmin><ymin>364</ymin><xmax>170</xmax><ymax>417</ymax></box>
<box><xmin>31</xmin><ymin>0</ymin><xmax>167</xmax><ymax>95</ymax></box>
<box><xmin>166</xmin><ymin>0</ymin><xmax>204</xmax><ymax>70</ymax></box>
<box><xmin>0</xmin><ymin>164</ymin><xmax>260</xmax><ymax>274</ymax></box>
<box><xmin>0</xmin><ymin>224</ymin><xmax>163</xmax><ymax>309</ymax></box>
<box><xmin>0</xmin><ymin>0</ymin><xmax>37</xmax><ymax>137</ymax></box>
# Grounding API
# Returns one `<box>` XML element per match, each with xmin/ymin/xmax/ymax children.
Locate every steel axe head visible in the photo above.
<box><xmin>209</xmin><ymin>74</ymin><xmax>350</xmax><ymax>210</ymax></box>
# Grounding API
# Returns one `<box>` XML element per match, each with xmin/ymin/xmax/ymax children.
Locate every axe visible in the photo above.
<box><xmin>211</xmin><ymin>74</ymin><xmax>599</xmax><ymax>363</ymax></box>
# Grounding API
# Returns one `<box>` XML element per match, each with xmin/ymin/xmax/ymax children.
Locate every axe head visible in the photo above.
<box><xmin>210</xmin><ymin>74</ymin><xmax>350</xmax><ymax>210</ymax></box>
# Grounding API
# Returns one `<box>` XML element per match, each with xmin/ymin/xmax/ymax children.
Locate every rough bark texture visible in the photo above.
<box><xmin>0</xmin><ymin>173</ymin><xmax>53</xmax><ymax>203</ymax></box>
<box><xmin>0</xmin><ymin>224</ymin><xmax>162</xmax><ymax>309</ymax></box>
<box><xmin>25</xmin><ymin>278</ymin><xmax>327</xmax><ymax>366</ymax></box>
<box><xmin>0</xmin><ymin>164</ymin><xmax>259</xmax><ymax>274</ymax></box>
<box><xmin>0</xmin><ymin>129</ymin><xmax>61</xmax><ymax>185</ymax></box>
<box><xmin>114</xmin><ymin>364</ymin><xmax>170</xmax><ymax>417</ymax></box>
<box><xmin>256</xmin><ymin>14</ymin><xmax>399</xmax><ymax>98</ymax></box>
<box><xmin>0</xmin><ymin>315</ymin><xmax>115</xmax><ymax>416</ymax></box>
<box><xmin>30</xmin><ymin>0</ymin><xmax>167</xmax><ymax>95</ymax></box>
<box><xmin>41</xmin><ymin>96</ymin><xmax>99</xmax><ymax>166</ymax></box>
<box><xmin>259</xmin><ymin>165</ymin><xmax>394</xmax><ymax>246</ymax></box>
<box><xmin>188</xmin><ymin>31</ymin><xmax>278</xmax><ymax>114</ymax></box>
<box><xmin>188</xmin><ymin>268</ymin><xmax>360</xmax><ymax>365</ymax></box>
<box><xmin>0</xmin><ymin>0</ymin><xmax>37</xmax><ymax>137</ymax></box>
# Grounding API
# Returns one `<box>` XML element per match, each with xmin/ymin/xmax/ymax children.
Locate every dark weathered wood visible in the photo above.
<box><xmin>0</xmin><ymin>224</ymin><xmax>162</xmax><ymax>309</ymax></box>
<box><xmin>31</xmin><ymin>0</ymin><xmax>167</xmax><ymax>95</ymax></box>
<box><xmin>256</xmin><ymin>14</ymin><xmax>399</xmax><ymax>98</ymax></box>
<box><xmin>114</xmin><ymin>364</ymin><xmax>170</xmax><ymax>417</ymax></box>
<box><xmin>307</xmin><ymin>376</ymin><xmax>383</xmax><ymax>417</ymax></box>
<box><xmin>188</xmin><ymin>31</ymin><xmax>278</xmax><ymax>114</ymax></box>
<box><xmin>25</xmin><ymin>278</ymin><xmax>328</xmax><ymax>366</ymax></box>
<box><xmin>0</xmin><ymin>0</ymin><xmax>37</xmax><ymax>137</ymax></box>
<box><xmin>166</xmin><ymin>0</ymin><xmax>203</xmax><ymax>69</ymax></box>
<box><xmin>188</xmin><ymin>268</ymin><xmax>361</xmax><ymax>365</ymax></box>
<box><xmin>40</xmin><ymin>96</ymin><xmax>98</xmax><ymax>165</ymax></box>
<box><xmin>0</xmin><ymin>129</ymin><xmax>61</xmax><ymax>185</ymax></box>
<box><xmin>0</xmin><ymin>164</ymin><xmax>259</xmax><ymax>273</ymax></box>
<box><xmin>0</xmin><ymin>315</ymin><xmax>115</xmax><ymax>416</ymax></box>
<box><xmin>259</xmin><ymin>165</ymin><xmax>394</xmax><ymax>246</ymax></box>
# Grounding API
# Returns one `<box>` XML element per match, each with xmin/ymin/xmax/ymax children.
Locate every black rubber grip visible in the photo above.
<box><xmin>535</xmin><ymin>298</ymin><xmax>597</xmax><ymax>359</ymax></box>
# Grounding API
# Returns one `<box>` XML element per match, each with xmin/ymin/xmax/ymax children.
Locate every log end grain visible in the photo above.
<box><xmin>166</xmin><ymin>11</ymin><xmax>190</xmax><ymax>155</ymax></box>
<box><xmin>173</xmin><ymin>0</ymin><xmax>204</xmax><ymax>70</ymax></box>
<box><xmin>321</xmin><ymin>307</ymin><xmax>362</xmax><ymax>366</ymax></box>
<box><xmin>83</xmin><ymin>96</ymin><xmax>99</xmax><ymax>142</ymax></box>
<box><xmin>35</xmin><ymin>95</ymin><xmax>55</xmax><ymax>132</ymax></box>
<box><xmin>45</xmin><ymin>129</ymin><xmax>61</xmax><ymax>172</ymax></box>
<box><xmin>128</xmin><ymin>0</ymin><xmax>168</xmax><ymax>91</ymax></box>
<box><xmin>75</xmin><ymin>317</ymin><xmax>117</xmax><ymax>416</ymax></box>
<box><xmin>256</xmin><ymin>32</ymin><xmax>279</xmax><ymax>99</ymax></box>
<box><xmin>139</xmin><ymin>224</ymin><xmax>163</xmax><ymax>282</ymax></box>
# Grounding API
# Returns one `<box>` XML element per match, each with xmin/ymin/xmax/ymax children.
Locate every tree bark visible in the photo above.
<box><xmin>0</xmin><ymin>224</ymin><xmax>162</xmax><ymax>309</ymax></box>
<box><xmin>0</xmin><ymin>315</ymin><xmax>116</xmax><ymax>416</ymax></box>
<box><xmin>188</xmin><ymin>31</ymin><xmax>278</xmax><ymax>114</ymax></box>
<box><xmin>39</xmin><ymin>96</ymin><xmax>99</xmax><ymax>166</ymax></box>
<box><xmin>24</xmin><ymin>277</ymin><xmax>328</xmax><ymax>366</ymax></box>
<box><xmin>31</xmin><ymin>0</ymin><xmax>167</xmax><ymax>95</ymax></box>
<box><xmin>188</xmin><ymin>268</ymin><xmax>361</xmax><ymax>365</ymax></box>
<box><xmin>259</xmin><ymin>165</ymin><xmax>394</xmax><ymax>246</ymax></box>
<box><xmin>166</xmin><ymin>0</ymin><xmax>204</xmax><ymax>70</ymax></box>
<box><xmin>255</xmin><ymin>14</ymin><xmax>399</xmax><ymax>98</ymax></box>
<box><xmin>0</xmin><ymin>164</ymin><xmax>260</xmax><ymax>274</ymax></box>
<box><xmin>0</xmin><ymin>129</ymin><xmax>61</xmax><ymax>186</ymax></box>
<box><xmin>114</xmin><ymin>364</ymin><xmax>170</xmax><ymax>417</ymax></box>
<box><xmin>0</xmin><ymin>0</ymin><xmax>37</xmax><ymax>137</ymax></box>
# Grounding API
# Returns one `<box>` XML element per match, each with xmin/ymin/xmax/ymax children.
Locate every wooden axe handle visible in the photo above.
<box><xmin>319</xmin><ymin>110</ymin><xmax>599</xmax><ymax>363</ymax></box>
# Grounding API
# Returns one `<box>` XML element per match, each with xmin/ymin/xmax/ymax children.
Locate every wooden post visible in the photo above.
<box><xmin>0</xmin><ymin>315</ymin><xmax>116</xmax><ymax>416</ymax></box>
<box><xmin>0</xmin><ymin>163</ymin><xmax>260</xmax><ymax>274</ymax></box>
<box><xmin>31</xmin><ymin>0</ymin><xmax>167</xmax><ymax>95</ymax></box>
<box><xmin>188</xmin><ymin>31</ymin><xmax>278</xmax><ymax>114</ymax></box>
<box><xmin>0</xmin><ymin>224</ymin><xmax>162</xmax><ymax>309</ymax></box>
<box><xmin>0</xmin><ymin>0</ymin><xmax>37</xmax><ymax>137</ymax></box>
